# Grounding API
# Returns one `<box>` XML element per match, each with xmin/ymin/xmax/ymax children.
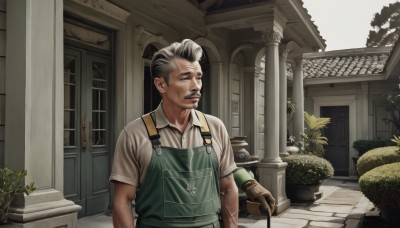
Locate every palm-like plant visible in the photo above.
<box><xmin>302</xmin><ymin>112</ymin><xmax>331</xmax><ymax>157</ymax></box>
<box><xmin>391</xmin><ymin>135</ymin><xmax>400</xmax><ymax>151</ymax></box>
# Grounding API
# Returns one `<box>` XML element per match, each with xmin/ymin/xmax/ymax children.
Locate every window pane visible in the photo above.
<box><xmin>64</xmin><ymin>84</ymin><xmax>76</xmax><ymax>109</ymax></box>
<box><xmin>64</xmin><ymin>130</ymin><xmax>75</xmax><ymax>146</ymax></box>
<box><xmin>93</xmin><ymin>62</ymin><xmax>106</xmax><ymax>80</ymax></box>
<box><xmin>64</xmin><ymin>54</ymin><xmax>78</xmax><ymax>148</ymax></box>
<box><xmin>92</xmin><ymin>130</ymin><xmax>106</xmax><ymax>146</ymax></box>
<box><xmin>64</xmin><ymin>111</ymin><xmax>75</xmax><ymax>129</ymax></box>
<box><xmin>92</xmin><ymin>111</ymin><xmax>106</xmax><ymax>130</ymax></box>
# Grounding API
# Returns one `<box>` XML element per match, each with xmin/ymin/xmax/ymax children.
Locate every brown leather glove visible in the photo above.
<box><xmin>243</xmin><ymin>180</ymin><xmax>276</xmax><ymax>214</ymax></box>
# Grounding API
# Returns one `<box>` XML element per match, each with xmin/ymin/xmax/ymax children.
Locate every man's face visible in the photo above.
<box><xmin>156</xmin><ymin>57</ymin><xmax>202</xmax><ymax>110</ymax></box>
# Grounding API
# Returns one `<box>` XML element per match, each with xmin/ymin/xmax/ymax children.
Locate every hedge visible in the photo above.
<box><xmin>357</xmin><ymin>146</ymin><xmax>400</xmax><ymax>176</ymax></box>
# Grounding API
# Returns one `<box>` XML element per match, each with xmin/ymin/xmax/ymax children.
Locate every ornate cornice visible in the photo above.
<box><xmin>71</xmin><ymin>0</ymin><xmax>130</xmax><ymax>23</ymax></box>
<box><xmin>291</xmin><ymin>58</ymin><xmax>304</xmax><ymax>70</ymax></box>
<box><xmin>261</xmin><ymin>30</ymin><xmax>283</xmax><ymax>44</ymax></box>
<box><xmin>279</xmin><ymin>43</ymin><xmax>289</xmax><ymax>59</ymax></box>
<box><xmin>135</xmin><ymin>26</ymin><xmax>168</xmax><ymax>53</ymax></box>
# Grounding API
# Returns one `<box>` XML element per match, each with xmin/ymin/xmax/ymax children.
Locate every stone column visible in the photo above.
<box><xmin>243</xmin><ymin>66</ymin><xmax>261</xmax><ymax>157</ymax></box>
<box><xmin>262</xmin><ymin>30</ymin><xmax>282</xmax><ymax>163</ymax></box>
<box><xmin>279</xmin><ymin>44</ymin><xmax>289</xmax><ymax>157</ymax></box>
<box><xmin>361</xmin><ymin>82</ymin><xmax>369</xmax><ymax>139</ymax></box>
<box><xmin>5</xmin><ymin>1</ymin><xmax>80</xmax><ymax>227</ymax></box>
<box><xmin>292</xmin><ymin>59</ymin><xmax>305</xmax><ymax>142</ymax></box>
<box><xmin>210</xmin><ymin>62</ymin><xmax>227</xmax><ymax>122</ymax></box>
<box><xmin>257</xmin><ymin>29</ymin><xmax>290</xmax><ymax>214</ymax></box>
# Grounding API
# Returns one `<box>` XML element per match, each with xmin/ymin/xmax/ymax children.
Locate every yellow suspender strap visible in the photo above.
<box><xmin>141</xmin><ymin>113</ymin><xmax>160</xmax><ymax>142</ymax></box>
<box><xmin>195</xmin><ymin>110</ymin><xmax>212</xmax><ymax>145</ymax></box>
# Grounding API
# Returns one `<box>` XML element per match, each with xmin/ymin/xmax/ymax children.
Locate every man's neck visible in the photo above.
<box><xmin>161</xmin><ymin>103</ymin><xmax>191</xmax><ymax>133</ymax></box>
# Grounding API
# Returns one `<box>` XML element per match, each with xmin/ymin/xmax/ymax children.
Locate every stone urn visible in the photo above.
<box><xmin>231</xmin><ymin>136</ymin><xmax>251</xmax><ymax>163</ymax></box>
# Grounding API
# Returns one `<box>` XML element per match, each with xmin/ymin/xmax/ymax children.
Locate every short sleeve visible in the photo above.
<box><xmin>109</xmin><ymin>129</ymin><xmax>140</xmax><ymax>186</ymax></box>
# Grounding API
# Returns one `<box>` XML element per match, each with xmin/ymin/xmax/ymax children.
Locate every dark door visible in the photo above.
<box><xmin>64</xmin><ymin>48</ymin><xmax>112</xmax><ymax>217</ymax></box>
<box><xmin>320</xmin><ymin>106</ymin><xmax>349</xmax><ymax>176</ymax></box>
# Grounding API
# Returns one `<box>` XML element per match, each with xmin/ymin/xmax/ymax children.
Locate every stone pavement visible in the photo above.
<box><xmin>238</xmin><ymin>178</ymin><xmax>374</xmax><ymax>228</ymax></box>
<box><xmin>77</xmin><ymin>178</ymin><xmax>375</xmax><ymax>228</ymax></box>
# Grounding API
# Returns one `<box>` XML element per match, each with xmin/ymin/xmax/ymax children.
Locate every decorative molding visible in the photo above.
<box><xmin>261</xmin><ymin>30</ymin><xmax>282</xmax><ymax>44</ymax></box>
<box><xmin>279</xmin><ymin>43</ymin><xmax>289</xmax><ymax>59</ymax></box>
<box><xmin>230</xmin><ymin>43</ymin><xmax>254</xmax><ymax>63</ymax></box>
<box><xmin>312</xmin><ymin>95</ymin><xmax>357</xmax><ymax>176</ymax></box>
<box><xmin>135</xmin><ymin>26</ymin><xmax>168</xmax><ymax>53</ymax></box>
<box><xmin>243</xmin><ymin>66</ymin><xmax>261</xmax><ymax>78</ymax></box>
<box><xmin>194</xmin><ymin>37</ymin><xmax>222</xmax><ymax>62</ymax></box>
<box><xmin>71</xmin><ymin>0</ymin><xmax>130</xmax><ymax>23</ymax></box>
<box><xmin>64</xmin><ymin>22</ymin><xmax>110</xmax><ymax>50</ymax></box>
<box><xmin>291</xmin><ymin>58</ymin><xmax>303</xmax><ymax>69</ymax></box>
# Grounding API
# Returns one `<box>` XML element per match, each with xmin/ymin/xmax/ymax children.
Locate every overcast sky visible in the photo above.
<box><xmin>302</xmin><ymin>0</ymin><xmax>399</xmax><ymax>51</ymax></box>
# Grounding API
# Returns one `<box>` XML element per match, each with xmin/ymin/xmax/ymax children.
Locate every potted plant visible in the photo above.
<box><xmin>282</xmin><ymin>154</ymin><xmax>334</xmax><ymax>202</ymax></box>
<box><xmin>359</xmin><ymin>162</ymin><xmax>400</xmax><ymax>225</ymax></box>
<box><xmin>0</xmin><ymin>168</ymin><xmax>35</xmax><ymax>225</ymax></box>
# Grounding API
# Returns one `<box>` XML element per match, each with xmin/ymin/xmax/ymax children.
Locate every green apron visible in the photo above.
<box><xmin>136</xmin><ymin>111</ymin><xmax>221</xmax><ymax>228</ymax></box>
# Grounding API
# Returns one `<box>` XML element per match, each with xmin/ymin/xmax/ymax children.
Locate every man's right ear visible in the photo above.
<box><xmin>154</xmin><ymin>77</ymin><xmax>166</xmax><ymax>93</ymax></box>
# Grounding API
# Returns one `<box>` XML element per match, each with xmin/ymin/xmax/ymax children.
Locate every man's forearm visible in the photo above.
<box><xmin>220</xmin><ymin>175</ymin><xmax>239</xmax><ymax>228</ymax></box>
<box><xmin>112</xmin><ymin>202</ymin><xmax>135</xmax><ymax>228</ymax></box>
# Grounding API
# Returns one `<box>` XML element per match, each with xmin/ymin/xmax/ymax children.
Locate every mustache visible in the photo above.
<box><xmin>184</xmin><ymin>92</ymin><xmax>201</xmax><ymax>99</ymax></box>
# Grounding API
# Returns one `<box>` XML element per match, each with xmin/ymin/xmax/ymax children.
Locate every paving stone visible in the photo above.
<box><xmin>335</xmin><ymin>213</ymin><xmax>349</xmax><ymax>218</ymax></box>
<box><xmin>354</xmin><ymin>196</ymin><xmax>370</xmax><ymax>209</ymax></box>
<box><xmin>272</xmin><ymin>217</ymin><xmax>309</xmax><ymax>226</ymax></box>
<box><xmin>250</xmin><ymin>220</ymin><xmax>304</xmax><ymax>228</ymax></box>
<box><xmin>319</xmin><ymin>199</ymin><xmax>357</xmax><ymax>205</ymax></box>
<box><xmin>365</xmin><ymin>208</ymin><xmax>380</xmax><ymax>217</ymax></box>
<box><xmin>281</xmin><ymin>213</ymin><xmax>345</xmax><ymax>223</ymax></box>
<box><xmin>284</xmin><ymin>208</ymin><xmax>333</xmax><ymax>217</ymax></box>
<box><xmin>346</xmin><ymin>212</ymin><xmax>363</xmax><ymax>219</ymax></box>
<box><xmin>345</xmin><ymin>218</ymin><xmax>361</xmax><ymax>228</ymax></box>
<box><xmin>319</xmin><ymin>189</ymin><xmax>362</xmax><ymax>206</ymax></box>
<box><xmin>309</xmin><ymin>204</ymin><xmax>353</xmax><ymax>213</ymax></box>
<box><xmin>238</xmin><ymin>217</ymin><xmax>259</xmax><ymax>226</ymax></box>
<box><xmin>309</xmin><ymin>221</ymin><xmax>344</xmax><ymax>227</ymax></box>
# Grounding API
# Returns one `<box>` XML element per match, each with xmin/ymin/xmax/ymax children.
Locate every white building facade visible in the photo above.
<box><xmin>1</xmin><ymin>0</ymin><xmax>399</xmax><ymax>226</ymax></box>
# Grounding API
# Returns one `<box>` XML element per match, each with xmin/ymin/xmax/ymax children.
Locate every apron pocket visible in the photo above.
<box><xmin>163</xmin><ymin>168</ymin><xmax>216</xmax><ymax>218</ymax></box>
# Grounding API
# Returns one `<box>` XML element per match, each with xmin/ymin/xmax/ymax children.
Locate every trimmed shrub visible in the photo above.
<box><xmin>282</xmin><ymin>154</ymin><xmax>334</xmax><ymax>186</ymax></box>
<box><xmin>357</xmin><ymin>146</ymin><xmax>400</xmax><ymax>176</ymax></box>
<box><xmin>359</xmin><ymin>162</ymin><xmax>400</xmax><ymax>209</ymax></box>
<box><xmin>353</xmin><ymin>139</ymin><xmax>394</xmax><ymax>157</ymax></box>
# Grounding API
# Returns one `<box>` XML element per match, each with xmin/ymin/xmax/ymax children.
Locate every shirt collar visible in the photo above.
<box><xmin>153</xmin><ymin>104</ymin><xmax>202</xmax><ymax>129</ymax></box>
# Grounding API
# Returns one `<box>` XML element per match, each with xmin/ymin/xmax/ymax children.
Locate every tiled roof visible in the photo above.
<box><xmin>302</xmin><ymin>47</ymin><xmax>391</xmax><ymax>79</ymax></box>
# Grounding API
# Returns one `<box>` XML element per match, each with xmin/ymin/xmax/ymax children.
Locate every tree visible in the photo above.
<box><xmin>384</xmin><ymin>87</ymin><xmax>400</xmax><ymax>135</ymax></box>
<box><xmin>366</xmin><ymin>2</ymin><xmax>400</xmax><ymax>47</ymax></box>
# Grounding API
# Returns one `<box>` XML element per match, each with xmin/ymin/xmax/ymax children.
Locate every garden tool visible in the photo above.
<box><xmin>246</xmin><ymin>197</ymin><xmax>271</xmax><ymax>228</ymax></box>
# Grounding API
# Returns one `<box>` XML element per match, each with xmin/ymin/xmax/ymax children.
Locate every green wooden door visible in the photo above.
<box><xmin>64</xmin><ymin>48</ymin><xmax>112</xmax><ymax>217</ymax></box>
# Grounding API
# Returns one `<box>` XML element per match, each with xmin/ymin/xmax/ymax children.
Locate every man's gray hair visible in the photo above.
<box><xmin>150</xmin><ymin>39</ymin><xmax>203</xmax><ymax>83</ymax></box>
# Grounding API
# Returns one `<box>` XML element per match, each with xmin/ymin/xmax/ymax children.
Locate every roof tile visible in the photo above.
<box><xmin>302</xmin><ymin>47</ymin><xmax>391</xmax><ymax>80</ymax></box>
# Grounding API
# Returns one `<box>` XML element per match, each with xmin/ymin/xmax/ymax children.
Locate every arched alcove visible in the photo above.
<box><xmin>194</xmin><ymin>37</ymin><xmax>223</xmax><ymax>117</ymax></box>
